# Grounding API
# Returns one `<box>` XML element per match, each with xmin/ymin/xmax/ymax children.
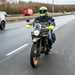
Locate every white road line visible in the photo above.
<box><xmin>5</xmin><ymin>15</ymin><xmax>75</xmax><ymax>57</ymax></box>
<box><xmin>5</xmin><ymin>20</ymin><xmax>71</xmax><ymax>57</ymax></box>
<box><xmin>5</xmin><ymin>23</ymin><xmax>62</xmax><ymax>57</ymax></box>
<box><xmin>0</xmin><ymin>15</ymin><xmax>74</xmax><ymax>64</ymax></box>
<box><xmin>6</xmin><ymin>43</ymin><xmax>29</xmax><ymax>56</ymax></box>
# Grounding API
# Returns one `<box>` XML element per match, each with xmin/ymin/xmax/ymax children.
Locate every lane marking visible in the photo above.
<box><xmin>5</xmin><ymin>24</ymin><xmax>63</xmax><ymax>57</ymax></box>
<box><xmin>0</xmin><ymin>15</ymin><xmax>74</xmax><ymax>63</ymax></box>
<box><xmin>6</xmin><ymin>19</ymin><xmax>74</xmax><ymax>56</ymax></box>
<box><xmin>6</xmin><ymin>17</ymin><xmax>75</xmax><ymax>57</ymax></box>
<box><xmin>6</xmin><ymin>43</ymin><xmax>29</xmax><ymax>56</ymax></box>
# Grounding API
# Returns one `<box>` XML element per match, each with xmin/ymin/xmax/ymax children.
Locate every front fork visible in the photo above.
<box><xmin>41</xmin><ymin>37</ymin><xmax>49</xmax><ymax>51</ymax></box>
<box><xmin>32</xmin><ymin>37</ymin><xmax>41</xmax><ymax>57</ymax></box>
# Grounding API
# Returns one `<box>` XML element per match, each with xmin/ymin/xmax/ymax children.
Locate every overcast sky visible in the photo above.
<box><xmin>8</xmin><ymin>0</ymin><xmax>75</xmax><ymax>4</ymax></box>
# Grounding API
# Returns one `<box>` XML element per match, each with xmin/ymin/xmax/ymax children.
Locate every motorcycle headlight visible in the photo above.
<box><xmin>33</xmin><ymin>30</ymin><xmax>40</xmax><ymax>36</ymax></box>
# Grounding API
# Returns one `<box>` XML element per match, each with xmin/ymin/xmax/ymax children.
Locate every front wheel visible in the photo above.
<box><xmin>30</xmin><ymin>44</ymin><xmax>39</xmax><ymax>68</ymax></box>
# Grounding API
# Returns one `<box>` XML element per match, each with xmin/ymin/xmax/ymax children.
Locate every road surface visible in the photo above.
<box><xmin>0</xmin><ymin>15</ymin><xmax>75</xmax><ymax>75</ymax></box>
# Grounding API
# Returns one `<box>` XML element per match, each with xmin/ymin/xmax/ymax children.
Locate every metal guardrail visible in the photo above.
<box><xmin>6</xmin><ymin>13</ymin><xmax>72</xmax><ymax>22</ymax></box>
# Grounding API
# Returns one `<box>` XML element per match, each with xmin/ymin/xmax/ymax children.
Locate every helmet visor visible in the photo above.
<box><xmin>39</xmin><ymin>10</ymin><xmax>47</xmax><ymax>14</ymax></box>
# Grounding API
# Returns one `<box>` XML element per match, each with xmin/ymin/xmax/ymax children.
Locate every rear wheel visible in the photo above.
<box><xmin>0</xmin><ymin>21</ymin><xmax>5</xmax><ymax>31</ymax></box>
<box><xmin>30</xmin><ymin>44</ymin><xmax>39</xmax><ymax>68</ymax></box>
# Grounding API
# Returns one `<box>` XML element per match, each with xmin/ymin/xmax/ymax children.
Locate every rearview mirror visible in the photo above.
<box><xmin>51</xmin><ymin>19</ymin><xmax>54</xmax><ymax>22</ymax></box>
<box><xmin>26</xmin><ymin>19</ymin><xmax>30</xmax><ymax>22</ymax></box>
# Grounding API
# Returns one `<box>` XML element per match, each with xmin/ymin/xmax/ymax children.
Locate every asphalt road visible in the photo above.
<box><xmin>0</xmin><ymin>15</ymin><xmax>75</xmax><ymax>75</ymax></box>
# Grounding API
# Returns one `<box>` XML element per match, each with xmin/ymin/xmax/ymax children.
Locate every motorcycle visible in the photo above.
<box><xmin>30</xmin><ymin>20</ymin><xmax>55</xmax><ymax>68</ymax></box>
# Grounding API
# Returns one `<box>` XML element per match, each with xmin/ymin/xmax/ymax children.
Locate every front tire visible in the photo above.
<box><xmin>30</xmin><ymin>44</ymin><xmax>38</xmax><ymax>68</ymax></box>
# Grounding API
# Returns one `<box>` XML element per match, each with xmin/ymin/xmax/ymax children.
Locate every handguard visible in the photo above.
<box><xmin>25</xmin><ymin>24</ymin><xmax>33</xmax><ymax>28</ymax></box>
<box><xmin>47</xmin><ymin>24</ymin><xmax>55</xmax><ymax>30</ymax></box>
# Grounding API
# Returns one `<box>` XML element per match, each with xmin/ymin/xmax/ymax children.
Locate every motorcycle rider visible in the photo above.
<box><xmin>33</xmin><ymin>6</ymin><xmax>56</xmax><ymax>49</ymax></box>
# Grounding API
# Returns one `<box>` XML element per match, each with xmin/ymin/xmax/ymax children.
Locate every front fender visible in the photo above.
<box><xmin>32</xmin><ymin>38</ymin><xmax>40</xmax><ymax>43</ymax></box>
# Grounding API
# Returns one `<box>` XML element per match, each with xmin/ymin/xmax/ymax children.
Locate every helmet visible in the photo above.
<box><xmin>38</xmin><ymin>6</ymin><xmax>48</xmax><ymax>16</ymax></box>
